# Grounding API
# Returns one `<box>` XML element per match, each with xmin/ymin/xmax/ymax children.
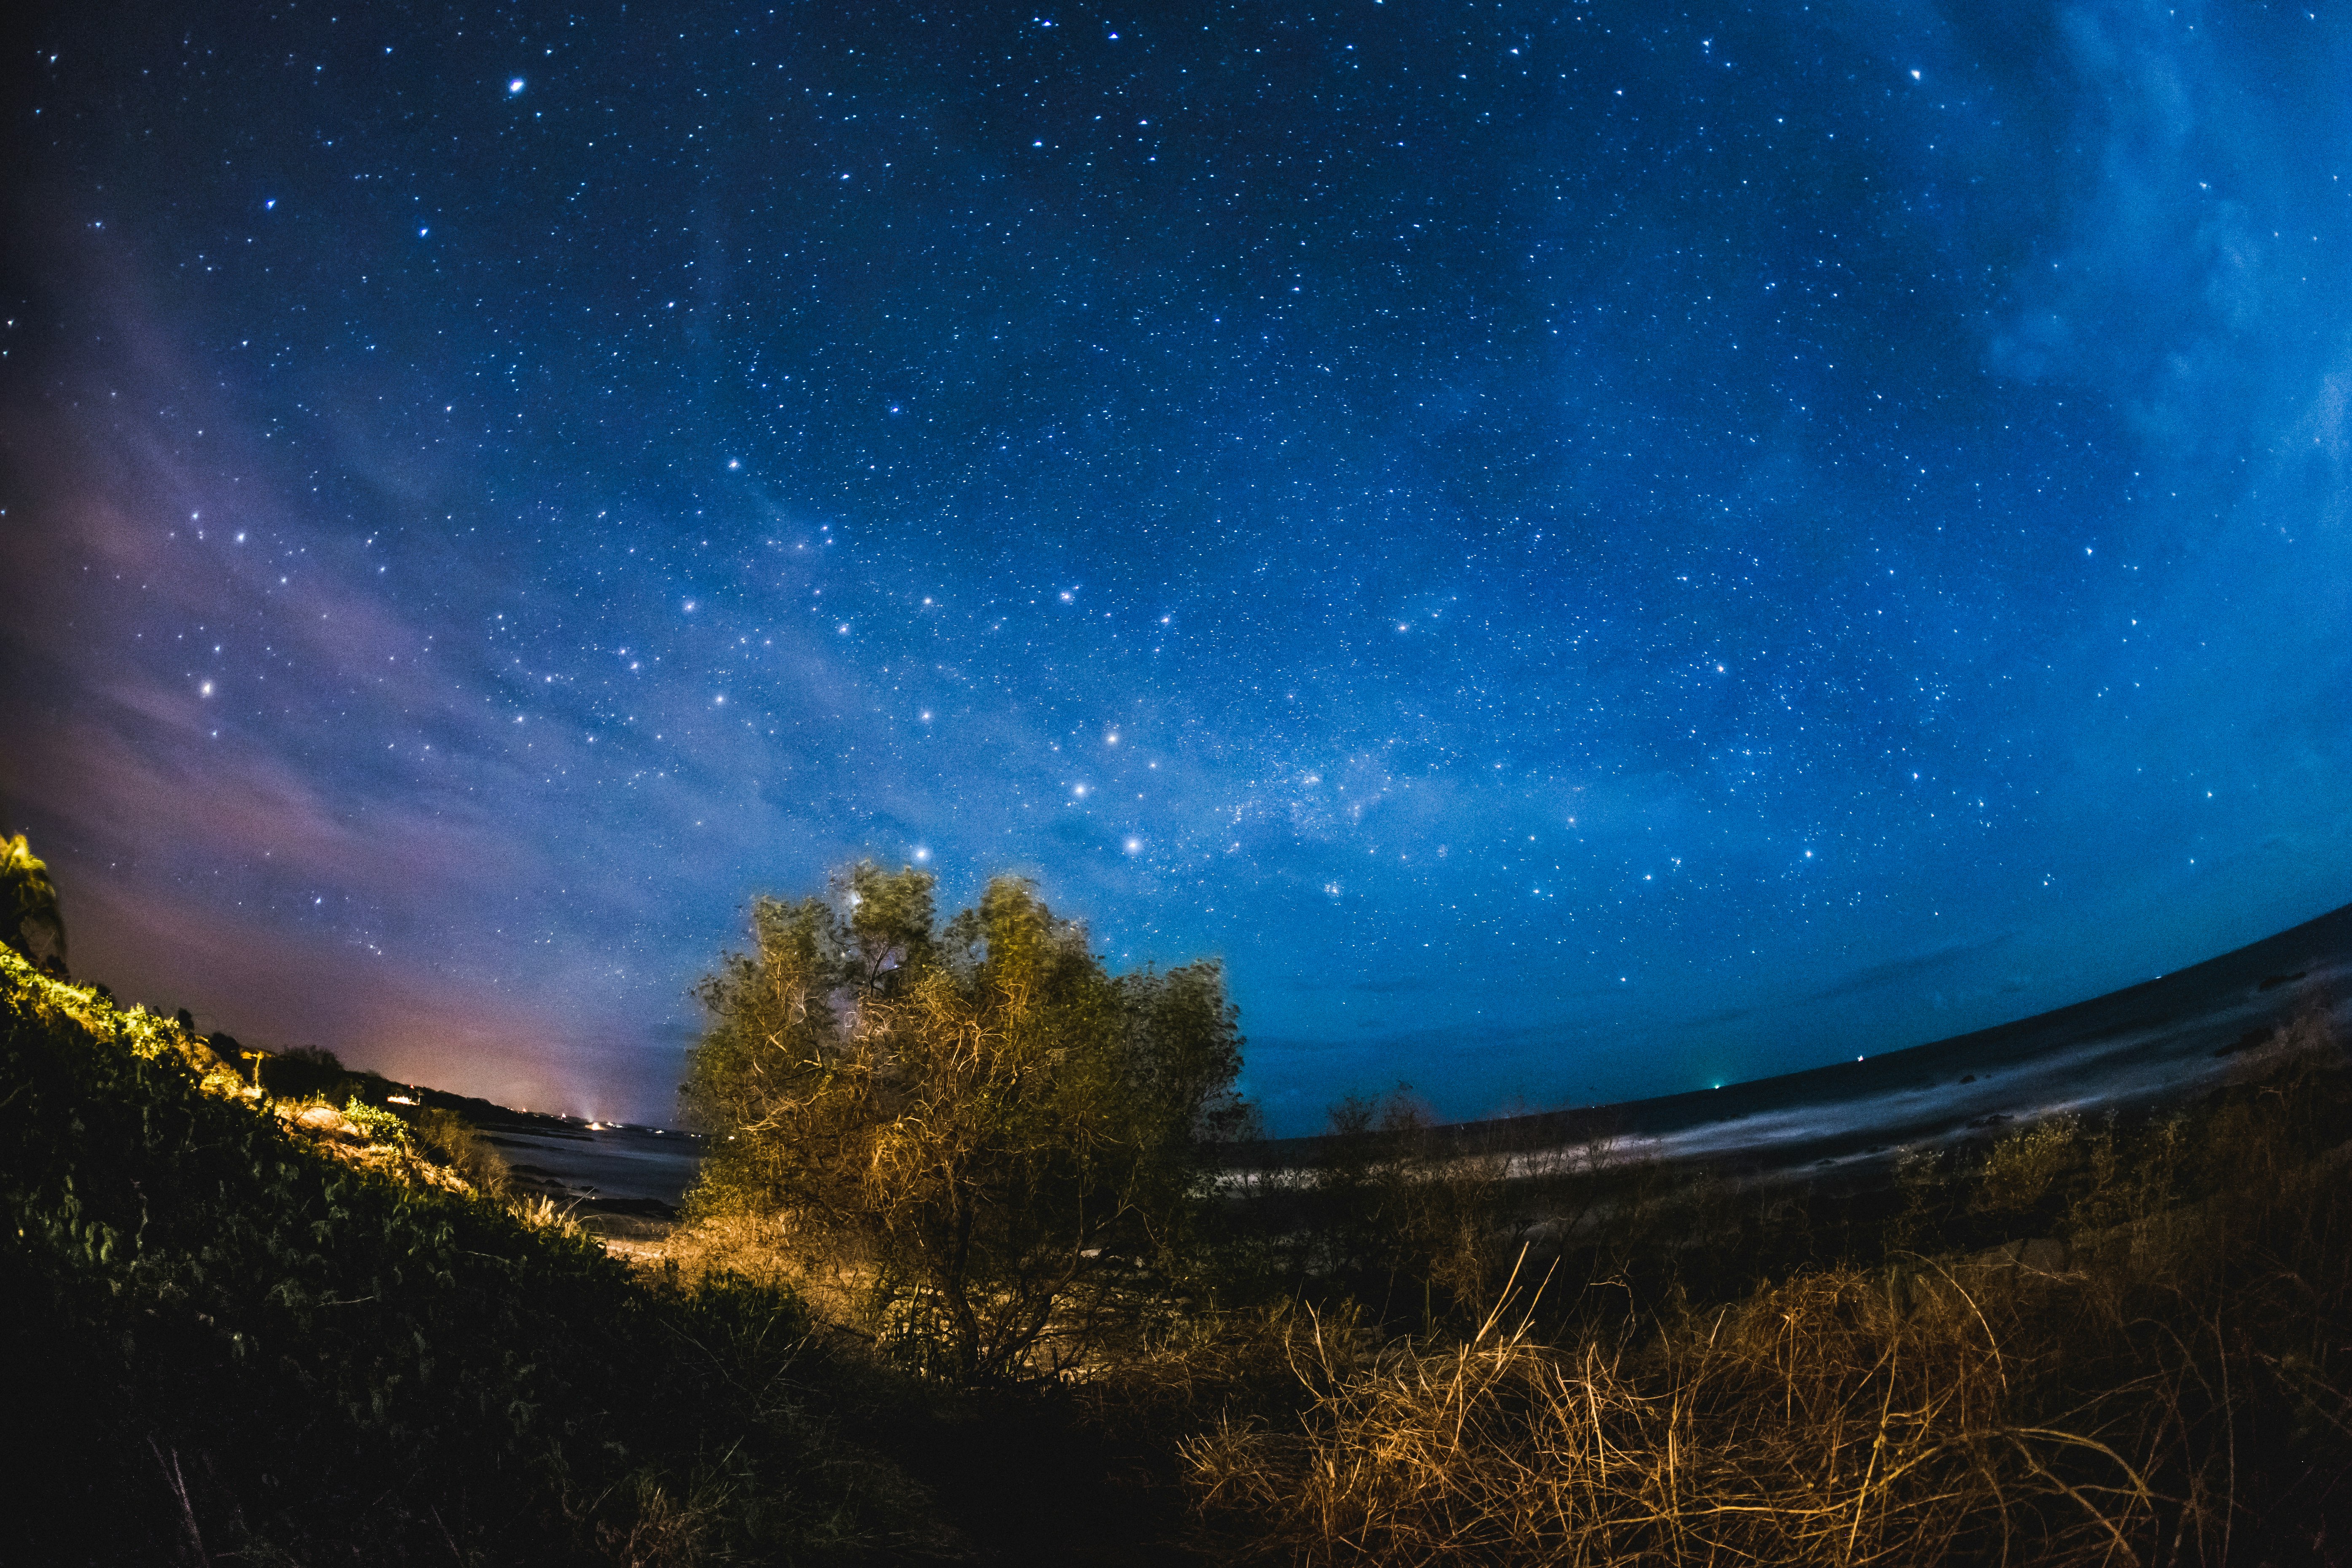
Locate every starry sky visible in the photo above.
<box><xmin>3</xmin><ymin>0</ymin><xmax>2347</xmax><ymax>1130</ymax></box>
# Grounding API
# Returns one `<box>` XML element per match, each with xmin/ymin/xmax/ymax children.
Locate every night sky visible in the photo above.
<box><xmin>3</xmin><ymin>0</ymin><xmax>2346</xmax><ymax>1131</ymax></box>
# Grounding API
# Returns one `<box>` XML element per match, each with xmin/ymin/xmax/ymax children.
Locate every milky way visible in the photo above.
<box><xmin>3</xmin><ymin>1</ymin><xmax>2346</xmax><ymax>1128</ymax></box>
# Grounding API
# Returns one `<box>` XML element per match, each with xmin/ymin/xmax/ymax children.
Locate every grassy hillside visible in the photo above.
<box><xmin>0</xmin><ymin>945</ymin><xmax>947</xmax><ymax>1564</ymax></box>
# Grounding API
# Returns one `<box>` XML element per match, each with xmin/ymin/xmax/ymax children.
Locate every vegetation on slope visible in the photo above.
<box><xmin>0</xmin><ymin>942</ymin><xmax>944</xmax><ymax>1565</ymax></box>
<box><xmin>1</xmin><ymin>830</ymin><xmax>69</xmax><ymax>974</ymax></box>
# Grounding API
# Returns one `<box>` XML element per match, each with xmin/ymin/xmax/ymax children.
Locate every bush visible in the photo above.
<box><xmin>685</xmin><ymin>862</ymin><xmax>1246</xmax><ymax>1381</ymax></box>
<box><xmin>340</xmin><ymin>1093</ymin><xmax>410</xmax><ymax>1144</ymax></box>
<box><xmin>258</xmin><ymin>1041</ymin><xmax>355</xmax><ymax>1099</ymax></box>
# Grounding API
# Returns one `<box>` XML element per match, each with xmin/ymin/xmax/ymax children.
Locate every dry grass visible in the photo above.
<box><xmin>631</xmin><ymin>1211</ymin><xmax>828</xmax><ymax>1286</ymax></box>
<box><xmin>1185</xmin><ymin>1014</ymin><xmax>2352</xmax><ymax>1566</ymax></box>
<box><xmin>1188</xmin><ymin>1254</ymin><xmax>2158</xmax><ymax>1567</ymax></box>
<box><xmin>624</xmin><ymin>1213</ymin><xmax>1138</xmax><ymax>1377</ymax></box>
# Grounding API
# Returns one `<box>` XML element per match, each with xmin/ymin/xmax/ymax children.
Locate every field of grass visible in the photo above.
<box><xmin>7</xmin><ymin>935</ymin><xmax>2349</xmax><ymax>1563</ymax></box>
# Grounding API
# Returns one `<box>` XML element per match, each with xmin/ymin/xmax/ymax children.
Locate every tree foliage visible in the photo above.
<box><xmin>1</xmin><ymin>832</ymin><xmax>67</xmax><ymax>974</ymax></box>
<box><xmin>683</xmin><ymin>862</ymin><xmax>1246</xmax><ymax>1379</ymax></box>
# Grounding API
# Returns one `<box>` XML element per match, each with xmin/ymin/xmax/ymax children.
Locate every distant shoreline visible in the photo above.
<box><xmin>1212</xmin><ymin>899</ymin><xmax>2352</xmax><ymax>1179</ymax></box>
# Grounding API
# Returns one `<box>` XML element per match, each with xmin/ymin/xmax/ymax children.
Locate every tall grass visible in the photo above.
<box><xmin>1191</xmin><ymin>1263</ymin><xmax>2153</xmax><ymax>1565</ymax></box>
<box><xmin>1183</xmin><ymin>1014</ymin><xmax>2352</xmax><ymax>1565</ymax></box>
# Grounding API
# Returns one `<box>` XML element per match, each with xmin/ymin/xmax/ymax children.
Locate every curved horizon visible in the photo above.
<box><xmin>5</xmin><ymin>1</ymin><xmax>2348</xmax><ymax>1132</ymax></box>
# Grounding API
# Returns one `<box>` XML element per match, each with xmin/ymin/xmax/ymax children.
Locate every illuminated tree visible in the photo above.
<box><xmin>0</xmin><ymin>834</ymin><xmax>66</xmax><ymax>975</ymax></box>
<box><xmin>683</xmin><ymin>862</ymin><xmax>1245</xmax><ymax>1379</ymax></box>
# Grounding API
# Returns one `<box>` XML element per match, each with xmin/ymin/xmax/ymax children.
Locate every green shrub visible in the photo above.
<box><xmin>341</xmin><ymin>1093</ymin><xmax>410</xmax><ymax>1144</ymax></box>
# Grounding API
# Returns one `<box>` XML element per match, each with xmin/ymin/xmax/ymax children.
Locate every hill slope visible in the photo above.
<box><xmin>0</xmin><ymin>946</ymin><xmax>942</xmax><ymax>1564</ymax></box>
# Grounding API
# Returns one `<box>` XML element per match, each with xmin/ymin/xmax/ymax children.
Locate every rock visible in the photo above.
<box><xmin>293</xmin><ymin>1105</ymin><xmax>363</xmax><ymax>1143</ymax></box>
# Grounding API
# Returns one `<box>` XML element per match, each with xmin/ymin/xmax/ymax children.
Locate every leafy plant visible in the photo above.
<box><xmin>0</xmin><ymin>831</ymin><xmax>67</xmax><ymax>972</ymax></box>
<box><xmin>685</xmin><ymin>861</ymin><xmax>1247</xmax><ymax>1380</ymax></box>
<box><xmin>340</xmin><ymin>1094</ymin><xmax>410</xmax><ymax>1144</ymax></box>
